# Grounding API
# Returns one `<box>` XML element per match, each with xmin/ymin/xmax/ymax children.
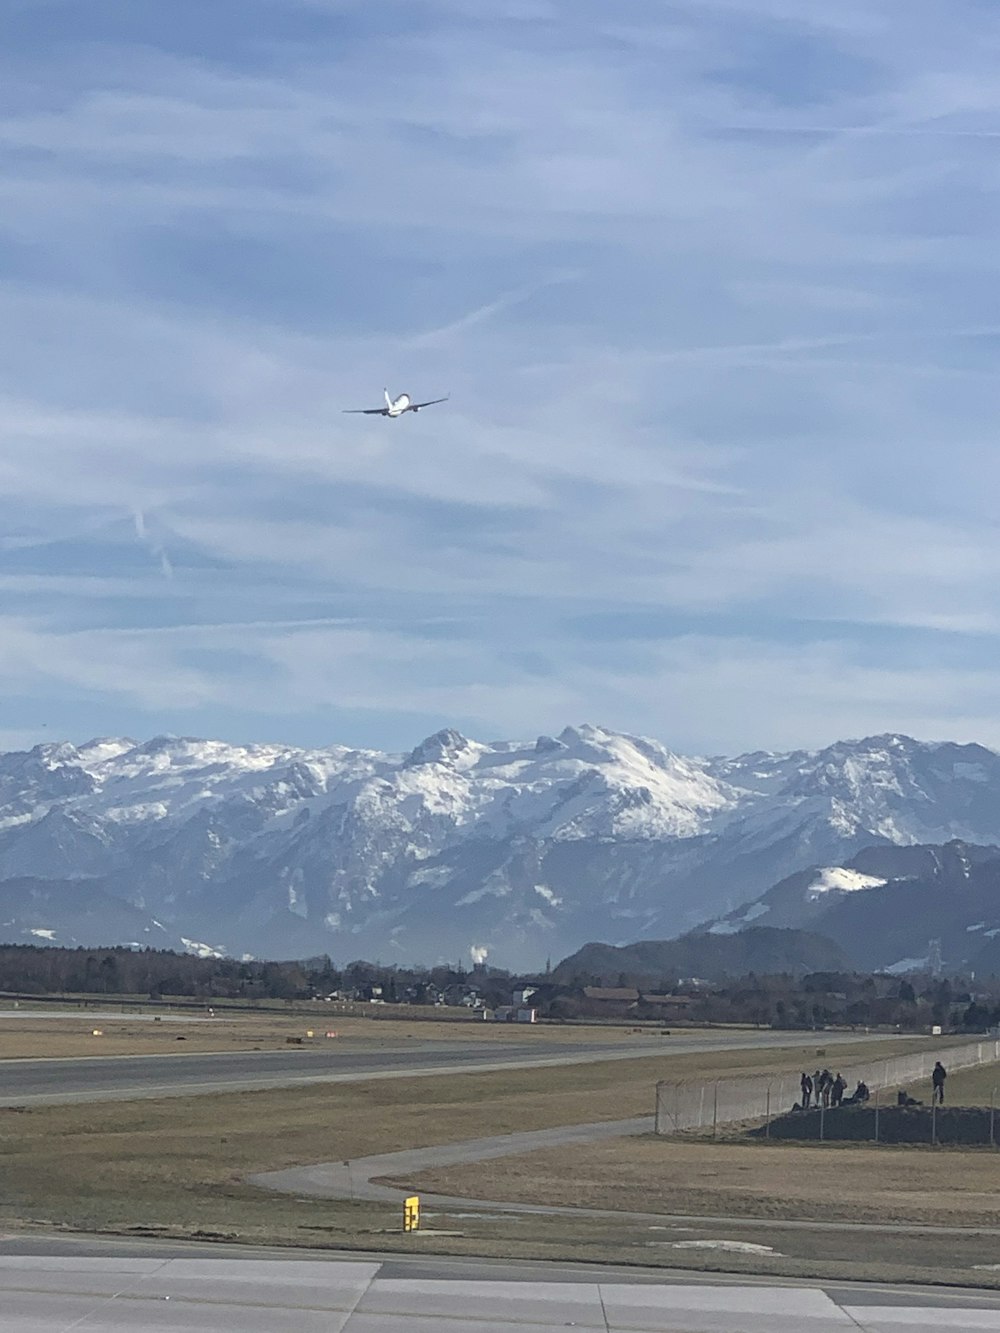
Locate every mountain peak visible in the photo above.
<box><xmin>816</xmin><ymin>733</ymin><xmax>918</xmax><ymax>761</ymax></box>
<box><xmin>135</xmin><ymin>734</ymin><xmax>182</xmax><ymax>754</ymax></box>
<box><xmin>558</xmin><ymin>723</ymin><xmax>607</xmax><ymax>745</ymax></box>
<box><xmin>404</xmin><ymin>728</ymin><xmax>474</xmax><ymax>768</ymax></box>
<box><xmin>534</xmin><ymin>734</ymin><xmax>567</xmax><ymax>754</ymax></box>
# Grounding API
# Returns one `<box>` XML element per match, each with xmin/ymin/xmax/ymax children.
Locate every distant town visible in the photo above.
<box><xmin>1</xmin><ymin>943</ymin><xmax>998</xmax><ymax>1033</ymax></box>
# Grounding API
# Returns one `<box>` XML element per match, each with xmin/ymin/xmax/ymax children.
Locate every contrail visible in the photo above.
<box><xmin>723</xmin><ymin>123</ymin><xmax>1000</xmax><ymax>139</ymax></box>
<box><xmin>646</xmin><ymin>323</ymin><xmax>1000</xmax><ymax>367</ymax></box>
<box><xmin>407</xmin><ymin>271</ymin><xmax>580</xmax><ymax>349</ymax></box>
<box><xmin>132</xmin><ymin>507</ymin><xmax>174</xmax><ymax>581</ymax></box>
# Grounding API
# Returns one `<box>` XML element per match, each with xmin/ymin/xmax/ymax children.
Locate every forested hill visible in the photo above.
<box><xmin>552</xmin><ymin>927</ymin><xmax>850</xmax><ymax>987</ymax></box>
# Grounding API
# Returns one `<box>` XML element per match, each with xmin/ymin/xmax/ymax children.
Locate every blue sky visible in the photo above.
<box><xmin>3</xmin><ymin>0</ymin><xmax>1000</xmax><ymax>756</ymax></box>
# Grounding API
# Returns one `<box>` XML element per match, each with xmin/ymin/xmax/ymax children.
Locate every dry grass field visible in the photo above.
<box><xmin>1</xmin><ymin>1030</ymin><xmax>997</xmax><ymax>1283</ymax></box>
<box><xmin>933</xmin><ymin>1062</ymin><xmax>1000</xmax><ymax>1106</ymax></box>
<box><xmin>0</xmin><ymin>1033</ymin><xmax>945</xmax><ymax>1231</ymax></box>
<box><xmin>0</xmin><ymin>1005</ymin><xmax>941</xmax><ymax>1062</ymax></box>
<box><xmin>0</xmin><ymin>1012</ymin><xmax>329</xmax><ymax>1059</ymax></box>
<box><xmin>0</xmin><ymin>1009</ymin><xmax>674</xmax><ymax>1060</ymax></box>
<box><xmin>392</xmin><ymin>1132</ymin><xmax>1000</xmax><ymax>1227</ymax></box>
<box><xmin>386</xmin><ymin>1056</ymin><xmax>1000</xmax><ymax>1231</ymax></box>
<box><xmin>0</xmin><ymin>1050</ymin><xmax>697</xmax><ymax>1244</ymax></box>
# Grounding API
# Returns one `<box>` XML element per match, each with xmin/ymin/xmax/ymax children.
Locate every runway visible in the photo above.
<box><xmin>0</xmin><ymin>1027</ymin><xmax>900</xmax><ymax>1106</ymax></box>
<box><xmin>2</xmin><ymin>1239</ymin><xmax>999</xmax><ymax>1331</ymax></box>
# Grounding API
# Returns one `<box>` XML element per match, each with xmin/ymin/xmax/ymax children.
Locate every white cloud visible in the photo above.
<box><xmin>2</xmin><ymin>1</ymin><xmax>1000</xmax><ymax>753</ymax></box>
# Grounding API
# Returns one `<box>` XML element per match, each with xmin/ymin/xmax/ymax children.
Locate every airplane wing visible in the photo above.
<box><xmin>408</xmin><ymin>395</ymin><xmax>450</xmax><ymax>411</ymax></box>
<box><xmin>342</xmin><ymin>407</ymin><xmax>389</xmax><ymax>415</ymax></box>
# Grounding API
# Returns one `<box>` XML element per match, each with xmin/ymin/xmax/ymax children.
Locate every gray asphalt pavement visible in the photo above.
<box><xmin>0</xmin><ymin>1038</ymin><xmax>655</xmax><ymax>1106</ymax></box>
<box><xmin>0</xmin><ymin>1028</ymin><xmax>911</xmax><ymax>1106</ymax></box>
<box><xmin>2</xmin><ymin>1241</ymin><xmax>999</xmax><ymax>1331</ymax></box>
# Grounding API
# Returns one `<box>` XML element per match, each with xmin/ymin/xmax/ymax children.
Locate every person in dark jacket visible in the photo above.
<box><xmin>831</xmin><ymin>1073</ymin><xmax>847</xmax><ymax>1107</ymax></box>
<box><xmin>847</xmin><ymin>1080</ymin><xmax>870</xmax><ymax>1104</ymax></box>
<box><xmin>819</xmin><ymin>1068</ymin><xmax>832</xmax><ymax>1108</ymax></box>
<box><xmin>800</xmin><ymin>1071</ymin><xmax>813</xmax><ymax>1109</ymax></box>
<box><xmin>932</xmin><ymin>1061</ymin><xmax>947</xmax><ymax>1104</ymax></box>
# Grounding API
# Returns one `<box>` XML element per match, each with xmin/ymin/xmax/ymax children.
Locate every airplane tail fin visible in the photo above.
<box><xmin>384</xmin><ymin>388</ymin><xmax>392</xmax><ymax>409</ymax></box>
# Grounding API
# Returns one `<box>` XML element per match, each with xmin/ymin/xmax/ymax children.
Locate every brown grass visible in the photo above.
<box><xmin>0</xmin><ymin>1011</ymin><xmax>669</xmax><ymax>1060</ymax></box>
<box><xmin>931</xmin><ymin>1063</ymin><xmax>1000</xmax><ymax>1107</ymax></box>
<box><xmin>0</xmin><ymin>1007</ymin><xmax>938</xmax><ymax>1063</ymax></box>
<box><xmin>0</xmin><ymin>1051</ymin><xmax>672</xmax><ymax>1240</ymax></box>
<box><xmin>392</xmin><ymin>1132</ymin><xmax>1000</xmax><ymax>1228</ymax></box>
<box><xmin>389</xmin><ymin>1055</ymin><xmax>1000</xmax><ymax>1228</ymax></box>
<box><xmin>3</xmin><ymin>1033</ymin><xmax>999</xmax><ymax>1284</ymax></box>
<box><xmin>0</xmin><ymin>1034</ymin><xmax>946</xmax><ymax>1234</ymax></box>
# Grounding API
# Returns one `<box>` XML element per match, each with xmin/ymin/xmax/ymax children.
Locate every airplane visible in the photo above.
<box><xmin>343</xmin><ymin>389</ymin><xmax>450</xmax><ymax>418</ymax></box>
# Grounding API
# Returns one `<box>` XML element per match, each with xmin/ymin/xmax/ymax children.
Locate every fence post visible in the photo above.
<box><xmin>992</xmin><ymin>1087</ymin><xmax>996</xmax><ymax>1149</ymax></box>
<box><xmin>931</xmin><ymin>1097</ymin><xmax>937</xmax><ymax>1147</ymax></box>
<box><xmin>712</xmin><ymin>1081</ymin><xmax>719</xmax><ymax>1139</ymax></box>
<box><xmin>655</xmin><ymin>1081</ymin><xmax>661</xmax><ymax>1134</ymax></box>
<box><xmin>819</xmin><ymin>1101</ymin><xmax>825</xmax><ymax>1142</ymax></box>
<box><xmin>873</xmin><ymin>1087</ymin><xmax>880</xmax><ymax>1144</ymax></box>
<box><xmin>765</xmin><ymin>1083</ymin><xmax>771</xmax><ymax>1138</ymax></box>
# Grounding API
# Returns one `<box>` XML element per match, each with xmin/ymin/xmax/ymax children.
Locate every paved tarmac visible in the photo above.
<box><xmin>2</xmin><ymin>1240</ymin><xmax>999</xmax><ymax>1330</ymax></box>
<box><xmin>0</xmin><ymin>1027</ymin><xmax>909</xmax><ymax>1106</ymax></box>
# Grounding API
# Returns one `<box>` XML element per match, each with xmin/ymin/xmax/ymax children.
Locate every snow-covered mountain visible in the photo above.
<box><xmin>0</xmin><ymin>727</ymin><xmax>999</xmax><ymax>969</ymax></box>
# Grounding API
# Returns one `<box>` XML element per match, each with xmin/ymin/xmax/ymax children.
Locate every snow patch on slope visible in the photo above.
<box><xmin>534</xmin><ymin>884</ymin><xmax>562</xmax><ymax>907</ymax></box>
<box><xmin>181</xmin><ymin>937</ymin><xmax>226</xmax><ymax>959</ymax></box>
<box><xmin>709</xmin><ymin>902</ymin><xmax>769</xmax><ymax>934</ymax></box>
<box><xmin>806</xmin><ymin>867</ymin><xmax>887</xmax><ymax>898</ymax></box>
<box><xmin>884</xmin><ymin>955</ymin><xmax>930</xmax><ymax>974</ymax></box>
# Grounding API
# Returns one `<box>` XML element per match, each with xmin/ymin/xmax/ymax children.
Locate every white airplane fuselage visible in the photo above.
<box><xmin>385</xmin><ymin>390</ymin><xmax>411</xmax><ymax>417</ymax></box>
<box><xmin>343</xmin><ymin>388</ymin><xmax>447</xmax><ymax>418</ymax></box>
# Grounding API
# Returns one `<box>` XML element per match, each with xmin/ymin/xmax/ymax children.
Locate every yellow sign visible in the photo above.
<box><xmin>403</xmin><ymin>1195</ymin><xmax>420</xmax><ymax>1232</ymax></box>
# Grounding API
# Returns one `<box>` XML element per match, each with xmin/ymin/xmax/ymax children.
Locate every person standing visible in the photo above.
<box><xmin>932</xmin><ymin>1061</ymin><xmax>947</xmax><ymax>1104</ymax></box>
<box><xmin>831</xmin><ymin>1072</ymin><xmax>846</xmax><ymax>1107</ymax></box>
<box><xmin>800</xmin><ymin>1071</ymin><xmax>813</xmax><ymax>1109</ymax></box>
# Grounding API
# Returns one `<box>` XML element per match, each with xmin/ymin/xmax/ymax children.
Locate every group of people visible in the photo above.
<box><xmin>797</xmin><ymin>1061</ymin><xmax>947</xmax><ymax>1112</ymax></box>
<box><xmin>799</xmin><ymin>1068</ymin><xmax>870</xmax><ymax>1110</ymax></box>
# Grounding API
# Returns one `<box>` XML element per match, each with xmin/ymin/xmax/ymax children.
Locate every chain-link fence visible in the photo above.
<box><xmin>655</xmin><ymin>1038</ymin><xmax>1000</xmax><ymax>1139</ymax></box>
